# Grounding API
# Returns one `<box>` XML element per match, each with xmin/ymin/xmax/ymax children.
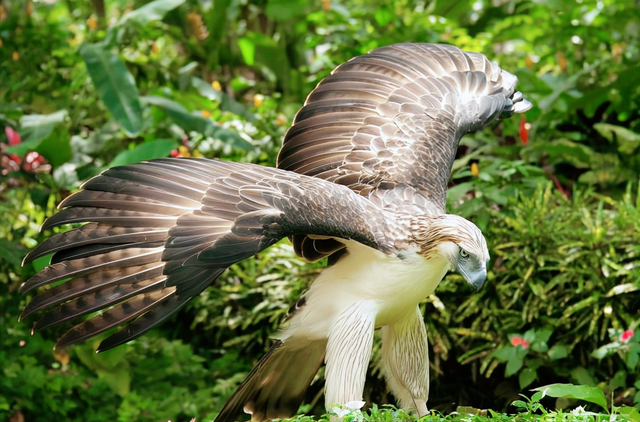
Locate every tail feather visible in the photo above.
<box><xmin>215</xmin><ymin>338</ymin><xmax>327</xmax><ymax>422</ymax></box>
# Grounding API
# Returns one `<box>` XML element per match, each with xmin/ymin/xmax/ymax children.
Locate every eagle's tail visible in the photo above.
<box><xmin>215</xmin><ymin>337</ymin><xmax>327</xmax><ymax>422</ymax></box>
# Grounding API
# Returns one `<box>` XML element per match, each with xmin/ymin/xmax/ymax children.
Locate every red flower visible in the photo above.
<box><xmin>621</xmin><ymin>329</ymin><xmax>634</xmax><ymax>343</ymax></box>
<box><xmin>170</xmin><ymin>149</ymin><xmax>181</xmax><ymax>157</ymax></box>
<box><xmin>519</xmin><ymin>117</ymin><xmax>529</xmax><ymax>145</ymax></box>
<box><xmin>510</xmin><ymin>336</ymin><xmax>529</xmax><ymax>349</ymax></box>
<box><xmin>4</xmin><ymin>126</ymin><xmax>21</xmax><ymax>145</ymax></box>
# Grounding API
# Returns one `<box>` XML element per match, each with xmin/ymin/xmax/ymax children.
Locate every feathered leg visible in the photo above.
<box><xmin>380</xmin><ymin>305</ymin><xmax>429</xmax><ymax>416</ymax></box>
<box><xmin>324</xmin><ymin>300</ymin><xmax>376</xmax><ymax>411</ymax></box>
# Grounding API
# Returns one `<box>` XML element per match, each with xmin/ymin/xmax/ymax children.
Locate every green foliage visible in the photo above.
<box><xmin>531</xmin><ymin>384</ymin><xmax>608</xmax><ymax>412</ymax></box>
<box><xmin>426</xmin><ymin>183</ymin><xmax>640</xmax><ymax>411</ymax></box>
<box><xmin>2</xmin><ymin>0</ymin><xmax>640</xmax><ymax>421</ymax></box>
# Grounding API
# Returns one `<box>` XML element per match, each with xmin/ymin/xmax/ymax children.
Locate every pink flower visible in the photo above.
<box><xmin>510</xmin><ymin>336</ymin><xmax>529</xmax><ymax>349</ymax></box>
<box><xmin>4</xmin><ymin>126</ymin><xmax>21</xmax><ymax>145</ymax></box>
<box><xmin>621</xmin><ymin>329</ymin><xmax>634</xmax><ymax>343</ymax></box>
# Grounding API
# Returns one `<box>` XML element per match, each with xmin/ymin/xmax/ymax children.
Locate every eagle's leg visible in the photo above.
<box><xmin>324</xmin><ymin>300</ymin><xmax>377</xmax><ymax>412</ymax></box>
<box><xmin>380</xmin><ymin>305</ymin><xmax>430</xmax><ymax>417</ymax></box>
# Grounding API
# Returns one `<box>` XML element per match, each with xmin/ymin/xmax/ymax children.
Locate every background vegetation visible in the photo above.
<box><xmin>1</xmin><ymin>0</ymin><xmax>640</xmax><ymax>421</ymax></box>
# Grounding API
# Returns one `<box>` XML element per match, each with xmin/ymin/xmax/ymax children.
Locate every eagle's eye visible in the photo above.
<box><xmin>459</xmin><ymin>249</ymin><xmax>470</xmax><ymax>259</ymax></box>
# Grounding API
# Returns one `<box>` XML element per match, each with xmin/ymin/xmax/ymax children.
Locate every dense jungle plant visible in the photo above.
<box><xmin>2</xmin><ymin>0</ymin><xmax>640</xmax><ymax>421</ymax></box>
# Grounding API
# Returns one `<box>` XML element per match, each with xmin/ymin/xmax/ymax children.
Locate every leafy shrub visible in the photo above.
<box><xmin>3</xmin><ymin>0</ymin><xmax>640</xmax><ymax>420</ymax></box>
<box><xmin>425</xmin><ymin>183</ymin><xmax>640</xmax><ymax>410</ymax></box>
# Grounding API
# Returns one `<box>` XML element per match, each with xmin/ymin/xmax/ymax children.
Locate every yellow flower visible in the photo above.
<box><xmin>12</xmin><ymin>51</ymin><xmax>19</xmax><ymax>61</ymax></box>
<box><xmin>87</xmin><ymin>15</ymin><xmax>97</xmax><ymax>30</ymax></box>
<box><xmin>211</xmin><ymin>80</ymin><xmax>222</xmax><ymax>91</ymax></box>
<box><xmin>275</xmin><ymin>113</ymin><xmax>287</xmax><ymax>126</ymax></box>
<box><xmin>253</xmin><ymin>94</ymin><xmax>264</xmax><ymax>107</ymax></box>
<box><xmin>201</xmin><ymin>110</ymin><xmax>211</xmax><ymax>118</ymax></box>
<box><xmin>470</xmin><ymin>162</ymin><xmax>479</xmax><ymax>176</ymax></box>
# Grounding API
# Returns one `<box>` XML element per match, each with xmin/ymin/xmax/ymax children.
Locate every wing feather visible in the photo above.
<box><xmin>277</xmin><ymin>42</ymin><xmax>531</xmax><ymax>213</ymax></box>
<box><xmin>22</xmin><ymin>159</ymin><xmax>396</xmax><ymax>351</ymax></box>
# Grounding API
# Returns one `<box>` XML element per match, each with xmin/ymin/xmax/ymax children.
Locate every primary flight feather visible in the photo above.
<box><xmin>21</xmin><ymin>43</ymin><xmax>530</xmax><ymax>421</ymax></box>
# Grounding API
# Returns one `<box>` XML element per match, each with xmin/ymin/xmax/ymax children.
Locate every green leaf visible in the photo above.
<box><xmin>532</xmin><ymin>139</ymin><xmax>593</xmax><ymax>169</ymax></box>
<box><xmin>532</xmin><ymin>383</ymin><xmax>608</xmax><ymax>411</ymax></box>
<box><xmin>119</xmin><ymin>0</ymin><xmax>186</xmax><ymax>25</ymax></box>
<box><xmin>506</xmin><ymin>353</ymin><xmax>523</xmax><ymax>377</ymax></box>
<box><xmin>143</xmin><ymin>95</ymin><xmax>215</xmax><ymax>134</ymax></box>
<box><xmin>592</xmin><ymin>343</ymin><xmax>617</xmax><ymax>359</ymax></box>
<box><xmin>96</xmin><ymin>367</ymin><xmax>131</xmax><ymax>397</ymax></box>
<box><xmin>19</xmin><ymin>110</ymin><xmax>68</xmax><ymax>144</ymax></box>
<box><xmin>109</xmin><ymin>139</ymin><xmax>179</xmax><ymax>167</ymax></box>
<box><xmin>238</xmin><ymin>37</ymin><xmax>255</xmax><ymax>66</ymax></box>
<box><xmin>5</xmin><ymin>111</ymin><xmax>72</xmax><ymax>167</ymax></box>
<box><xmin>548</xmin><ymin>344</ymin><xmax>569</xmax><ymax>360</ymax></box>
<box><xmin>427</xmin><ymin>0</ymin><xmax>472</xmax><ymax>22</ymax></box>
<box><xmin>265</xmin><ymin>0</ymin><xmax>312</xmax><ymax>21</ymax></box>
<box><xmin>142</xmin><ymin>96</ymin><xmax>253</xmax><ymax>150</ymax></box>
<box><xmin>374</xmin><ymin>8</ymin><xmax>393</xmax><ymax>26</ymax></box>
<box><xmin>594</xmin><ymin>123</ymin><xmax>640</xmax><ymax>155</ymax></box>
<box><xmin>80</xmin><ymin>43</ymin><xmax>143</xmax><ymax>136</ymax></box>
<box><xmin>0</xmin><ymin>239</ymin><xmax>26</xmax><ymax>266</ymax></box>
<box><xmin>579</xmin><ymin>168</ymin><xmax>635</xmax><ymax>185</ymax></box>
<box><xmin>31</xmin><ymin>254</ymin><xmax>51</xmax><ymax>273</ymax></box>
<box><xmin>570</xmin><ymin>367</ymin><xmax>596</xmax><ymax>386</ymax></box>
<box><xmin>626</xmin><ymin>347</ymin><xmax>640</xmax><ymax>370</ymax></box>
<box><xmin>618</xmin><ymin>406</ymin><xmax>640</xmax><ymax>422</ymax></box>
<box><xmin>519</xmin><ymin>368</ymin><xmax>537</xmax><ymax>389</ymax></box>
<box><xmin>492</xmin><ymin>347</ymin><xmax>515</xmax><ymax>362</ymax></box>
<box><xmin>191</xmin><ymin>77</ymin><xmax>255</xmax><ymax>121</ymax></box>
<box><xmin>34</xmin><ymin>126</ymin><xmax>72</xmax><ymax>167</ymax></box>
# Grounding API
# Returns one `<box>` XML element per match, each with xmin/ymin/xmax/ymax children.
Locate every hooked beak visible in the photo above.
<box><xmin>465</xmin><ymin>270</ymin><xmax>486</xmax><ymax>291</ymax></box>
<box><xmin>456</xmin><ymin>263</ymin><xmax>487</xmax><ymax>291</ymax></box>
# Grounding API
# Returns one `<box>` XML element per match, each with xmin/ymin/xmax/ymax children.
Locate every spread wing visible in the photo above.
<box><xmin>277</xmin><ymin>43</ymin><xmax>531</xmax><ymax>213</ymax></box>
<box><xmin>21</xmin><ymin>159</ymin><xmax>396</xmax><ymax>352</ymax></box>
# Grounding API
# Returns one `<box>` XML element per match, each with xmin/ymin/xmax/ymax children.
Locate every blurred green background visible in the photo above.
<box><xmin>1</xmin><ymin>0</ymin><xmax>640</xmax><ymax>421</ymax></box>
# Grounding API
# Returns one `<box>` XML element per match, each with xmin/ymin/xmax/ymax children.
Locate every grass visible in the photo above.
<box><xmin>279</xmin><ymin>401</ymin><xmax>640</xmax><ymax>422</ymax></box>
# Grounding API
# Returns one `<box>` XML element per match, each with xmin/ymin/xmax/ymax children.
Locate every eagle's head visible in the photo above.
<box><xmin>411</xmin><ymin>214</ymin><xmax>489</xmax><ymax>291</ymax></box>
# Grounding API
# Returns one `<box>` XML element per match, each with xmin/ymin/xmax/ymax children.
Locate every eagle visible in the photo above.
<box><xmin>20</xmin><ymin>43</ymin><xmax>530</xmax><ymax>421</ymax></box>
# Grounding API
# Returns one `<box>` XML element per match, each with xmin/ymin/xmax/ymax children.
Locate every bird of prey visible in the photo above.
<box><xmin>20</xmin><ymin>43</ymin><xmax>530</xmax><ymax>421</ymax></box>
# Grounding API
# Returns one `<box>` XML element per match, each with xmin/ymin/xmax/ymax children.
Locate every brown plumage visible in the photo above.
<box><xmin>278</xmin><ymin>42</ymin><xmax>530</xmax><ymax>262</ymax></box>
<box><xmin>21</xmin><ymin>160</ymin><xmax>404</xmax><ymax>351</ymax></box>
<box><xmin>21</xmin><ymin>43</ymin><xmax>530</xmax><ymax>421</ymax></box>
